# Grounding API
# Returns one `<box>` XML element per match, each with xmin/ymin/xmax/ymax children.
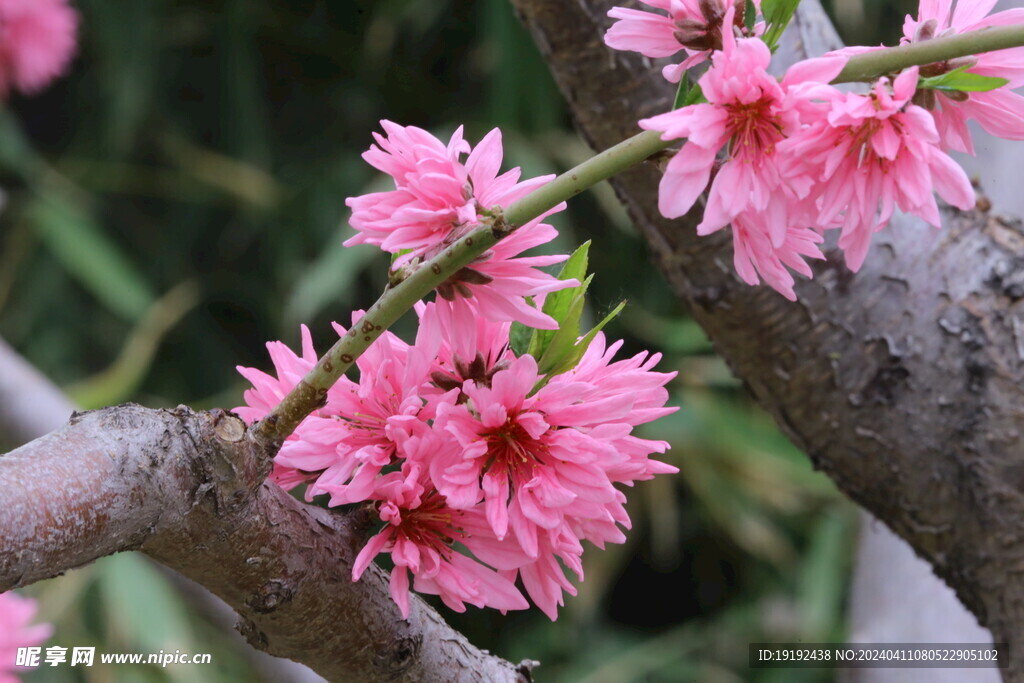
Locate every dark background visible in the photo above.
<box><xmin>0</xmin><ymin>1</ymin><xmax>913</xmax><ymax>680</ymax></box>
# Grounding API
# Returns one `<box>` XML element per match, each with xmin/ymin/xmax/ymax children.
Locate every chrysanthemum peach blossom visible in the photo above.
<box><xmin>351</xmin><ymin>435</ymin><xmax>529</xmax><ymax>618</ymax></box>
<box><xmin>415</xmin><ymin>298</ymin><xmax>514</xmax><ymax>407</ymax></box>
<box><xmin>234</xmin><ymin>325</ymin><xmax>333</xmax><ymax>491</ymax></box>
<box><xmin>430</xmin><ymin>341</ymin><xmax>676</xmax><ymax>617</ymax></box>
<box><xmin>237</xmin><ymin>297</ymin><xmax>679</xmax><ymax>620</ymax></box>
<box><xmin>728</xmin><ymin>211</ymin><xmax>826</xmax><ymax>301</ymax></box>
<box><xmin>0</xmin><ymin>0</ymin><xmax>77</xmax><ymax>97</ymax></box>
<box><xmin>345</xmin><ymin>122</ymin><xmax>575</xmax><ymax>329</ymax></box>
<box><xmin>604</xmin><ymin>0</ymin><xmax>762</xmax><ymax>82</ymax></box>
<box><xmin>903</xmin><ymin>0</ymin><xmax>1024</xmax><ymax>153</ymax></box>
<box><xmin>638</xmin><ymin>27</ymin><xmax>846</xmax><ymax>239</ymax></box>
<box><xmin>780</xmin><ymin>68</ymin><xmax>976</xmax><ymax>271</ymax></box>
<box><xmin>0</xmin><ymin>592</ymin><xmax>52</xmax><ymax>683</ymax></box>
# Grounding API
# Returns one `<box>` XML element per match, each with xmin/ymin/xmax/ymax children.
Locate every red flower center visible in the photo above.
<box><xmin>726</xmin><ymin>97</ymin><xmax>784</xmax><ymax>160</ymax></box>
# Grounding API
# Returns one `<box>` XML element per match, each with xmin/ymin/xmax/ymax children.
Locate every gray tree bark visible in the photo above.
<box><xmin>0</xmin><ymin>338</ymin><xmax>326</xmax><ymax>683</ymax></box>
<box><xmin>0</xmin><ymin>399</ymin><xmax>528</xmax><ymax>682</ymax></box>
<box><xmin>509</xmin><ymin>0</ymin><xmax>1024</xmax><ymax>679</ymax></box>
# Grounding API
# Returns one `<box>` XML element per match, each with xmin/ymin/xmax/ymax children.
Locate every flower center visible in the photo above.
<box><xmin>726</xmin><ymin>98</ymin><xmax>783</xmax><ymax>159</ymax></box>
<box><xmin>398</xmin><ymin>493</ymin><xmax>457</xmax><ymax>554</ymax></box>
<box><xmin>482</xmin><ymin>416</ymin><xmax>548</xmax><ymax>482</ymax></box>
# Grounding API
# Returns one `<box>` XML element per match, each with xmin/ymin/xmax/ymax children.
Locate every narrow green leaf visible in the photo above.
<box><xmin>28</xmin><ymin>197</ymin><xmax>155</xmax><ymax>321</ymax></box>
<box><xmin>527</xmin><ymin>241</ymin><xmax>591</xmax><ymax>358</ymax></box>
<box><xmin>557</xmin><ymin>300</ymin><xmax>627</xmax><ymax>374</ymax></box>
<box><xmin>761</xmin><ymin>0</ymin><xmax>798</xmax><ymax>30</ymax></box>
<box><xmin>919</xmin><ymin>66</ymin><xmax>1008</xmax><ymax>92</ymax></box>
<box><xmin>682</xmin><ymin>82</ymin><xmax>705</xmax><ymax>107</ymax></box>
<box><xmin>744</xmin><ymin>0</ymin><xmax>757</xmax><ymax>33</ymax></box>
<box><xmin>673</xmin><ymin>77</ymin><xmax>691</xmax><ymax>110</ymax></box>
<box><xmin>761</xmin><ymin>0</ymin><xmax>801</xmax><ymax>48</ymax></box>
<box><xmin>390</xmin><ymin>248</ymin><xmax>413</xmax><ymax>265</ymax></box>
<box><xmin>535</xmin><ymin>276</ymin><xmax>592</xmax><ymax>376</ymax></box>
<box><xmin>510</xmin><ymin>318</ymin><xmax>535</xmax><ymax>357</ymax></box>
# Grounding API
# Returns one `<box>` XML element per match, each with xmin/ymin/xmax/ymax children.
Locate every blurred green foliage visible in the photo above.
<box><xmin>0</xmin><ymin>0</ymin><xmax>915</xmax><ymax>680</ymax></box>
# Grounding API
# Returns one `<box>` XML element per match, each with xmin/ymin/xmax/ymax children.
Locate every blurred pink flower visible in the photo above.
<box><xmin>903</xmin><ymin>0</ymin><xmax>1024</xmax><ymax>153</ymax></box>
<box><xmin>0</xmin><ymin>592</ymin><xmax>52</xmax><ymax>683</ymax></box>
<box><xmin>346</xmin><ymin>123</ymin><xmax>575</xmax><ymax>329</ymax></box>
<box><xmin>780</xmin><ymin>68</ymin><xmax>976</xmax><ymax>271</ymax></box>
<box><xmin>604</xmin><ymin>0</ymin><xmax>762</xmax><ymax>82</ymax></box>
<box><xmin>0</xmin><ymin>0</ymin><xmax>77</xmax><ymax>97</ymax></box>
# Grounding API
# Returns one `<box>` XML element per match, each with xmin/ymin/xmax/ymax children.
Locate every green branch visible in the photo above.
<box><xmin>253</xmin><ymin>23</ymin><xmax>1024</xmax><ymax>448</ymax></box>
<box><xmin>834</xmin><ymin>25</ymin><xmax>1024</xmax><ymax>84</ymax></box>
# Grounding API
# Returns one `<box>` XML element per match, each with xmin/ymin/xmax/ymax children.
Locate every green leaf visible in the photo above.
<box><xmin>534</xmin><ymin>300</ymin><xmax>626</xmax><ymax>391</ymax></box>
<box><xmin>673</xmin><ymin>78</ymin><xmax>691</xmax><ymax>110</ymax></box>
<box><xmin>682</xmin><ymin>82</ymin><xmax>705</xmax><ymax>107</ymax></box>
<box><xmin>390</xmin><ymin>248</ymin><xmax>413</xmax><ymax>265</ymax></box>
<box><xmin>919</xmin><ymin>66</ymin><xmax>1009</xmax><ymax>93</ymax></box>
<box><xmin>527</xmin><ymin>241</ymin><xmax>591</xmax><ymax>359</ymax></box>
<box><xmin>744</xmin><ymin>0</ymin><xmax>757</xmax><ymax>33</ymax></box>
<box><xmin>560</xmin><ymin>300</ymin><xmax>627</xmax><ymax>372</ymax></box>
<box><xmin>535</xmin><ymin>275</ymin><xmax>592</xmax><ymax>375</ymax></box>
<box><xmin>510</xmin><ymin>317</ymin><xmax>535</xmax><ymax>357</ymax></box>
<box><xmin>28</xmin><ymin>197</ymin><xmax>155</xmax><ymax>321</ymax></box>
<box><xmin>761</xmin><ymin>0</ymin><xmax>801</xmax><ymax>48</ymax></box>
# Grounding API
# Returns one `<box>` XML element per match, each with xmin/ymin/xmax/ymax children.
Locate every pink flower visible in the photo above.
<box><xmin>345</xmin><ymin>122</ymin><xmax>575</xmax><ymax>328</ymax></box>
<box><xmin>236</xmin><ymin>319</ymin><xmax>433</xmax><ymax>504</ymax></box>
<box><xmin>235</xmin><ymin>325</ymin><xmax>333</xmax><ymax>491</ymax></box>
<box><xmin>351</xmin><ymin>435</ymin><xmax>529</xmax><ymax>619</ymax></box>
<box><xmin>0</xmin><ymin>592</ymin><xmax>52</xmax><ymax>683</ymax></box>
<box><xmin>415</xmin><ymin>298</ymin><xmax>514</xmax><ymax>406</ymax></box>
<box><xmin>436</xmin><ymin>220</ymin><xmax>576</xmax><ymax>330</ymax></box>
<box><xmin>780</xmin><ymin>68</ymin><xmax>976</xmax><ymax>271</ymax></box>
<box><xmin>604</xmin><ymin>0</ymin><xmax>762</xmax><ymax>82</ymax></box>
<box><xmin>345</xmin><ymin>122</ymin><xmax>477</xmax><ymax>259</ymax></box>
<box><xmin>902</xmin><ymin>0</ymin><xmax>1024</xmax><ymax>153</ymax></box>
<box><xmin>637</xmin><ymin>23</ymin><xmax>844</xmax><ymax>296</ymax></box>
<box><xmin>0</xmin><ymin>0</ymin><xmax>77</xmax><ymax>98</ymax></box>
<box><xmin>237</xmin><ymin>296</ymin><xmax>679</xmax><ymax>620</ymax></box>
<box><xmin>639</xmin><ymin>31</ymin><xmax>846</xmax><ymax>235</ymax></box>
<box><xmin>430</xmin><ymin>335</ymin><xmax>677</xmax><ymax>618</ymax></box>
<box><xmin>728</xmin><ymin>211</ymin><xmax>826</xmax><ymax>301</ymax></box>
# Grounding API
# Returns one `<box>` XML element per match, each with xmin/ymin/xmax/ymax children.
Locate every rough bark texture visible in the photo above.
<box><xmin>0</xmin><ymin>404</ymin><xmax>526</xmax><ymax>682</ymax></box>
<box><xmin>510</xmin><ymin>0</ymin><xmax>1024</xmax><ymax>678</ymax></box>
<box><xmin>0</xmin><ymin>339</ymin><xmax>326</xmax><ymax>683</ymax></box>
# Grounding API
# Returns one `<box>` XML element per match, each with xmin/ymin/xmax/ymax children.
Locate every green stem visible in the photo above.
<box><xmin>254</xmin><ymin>23</ymin><xmax>1024</xmax><ymax>447</ymax></box>
<box><xmin>834</xmin><ymin>25</ymin><xmax>1024</xmax><ymax>84</ymax></box>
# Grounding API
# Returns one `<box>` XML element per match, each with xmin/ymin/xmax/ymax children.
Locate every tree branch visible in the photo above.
<box><xmin>0</xmin><ymin>404</ymin><xmax>527</xmax><ymax>682</ymax></box>
<box><xmin>510</xmin><ymin>0</ymin><xmax>1024</xmax><ymax>678</ymax></box>
<box><xmin>0</xmin><ymin>337</ymin><xmax>326</xmax><ymax>683</ymax></box>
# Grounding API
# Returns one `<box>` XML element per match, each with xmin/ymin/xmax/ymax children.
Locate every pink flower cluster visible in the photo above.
<box><xmin>237</xmin><ymin>300</ymin><xmax>677</xmax><ymax>619</ymax></box>
<box><xmin>239</xmin><ymin>117</ymin><xmax>680</xmax><ymax>619</ymax></box>
<box><xmin>605</xmin><ymin>0</ymin><xmax>1024</xmax><ymax>299</ymax></box>
<box><xmin>0</xmin><ymin>592</ymin><xmax>52</xmax><ymax>683</ymax></box>
<box><xmin>345</xmin><ymin>122</ymin><xmax>575</xmax><ymax>329</ymax></box>
<box><xmin>0</xmin><ymin>0</ymin><xmax>77</xmax><ymax>98</ymax></box>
